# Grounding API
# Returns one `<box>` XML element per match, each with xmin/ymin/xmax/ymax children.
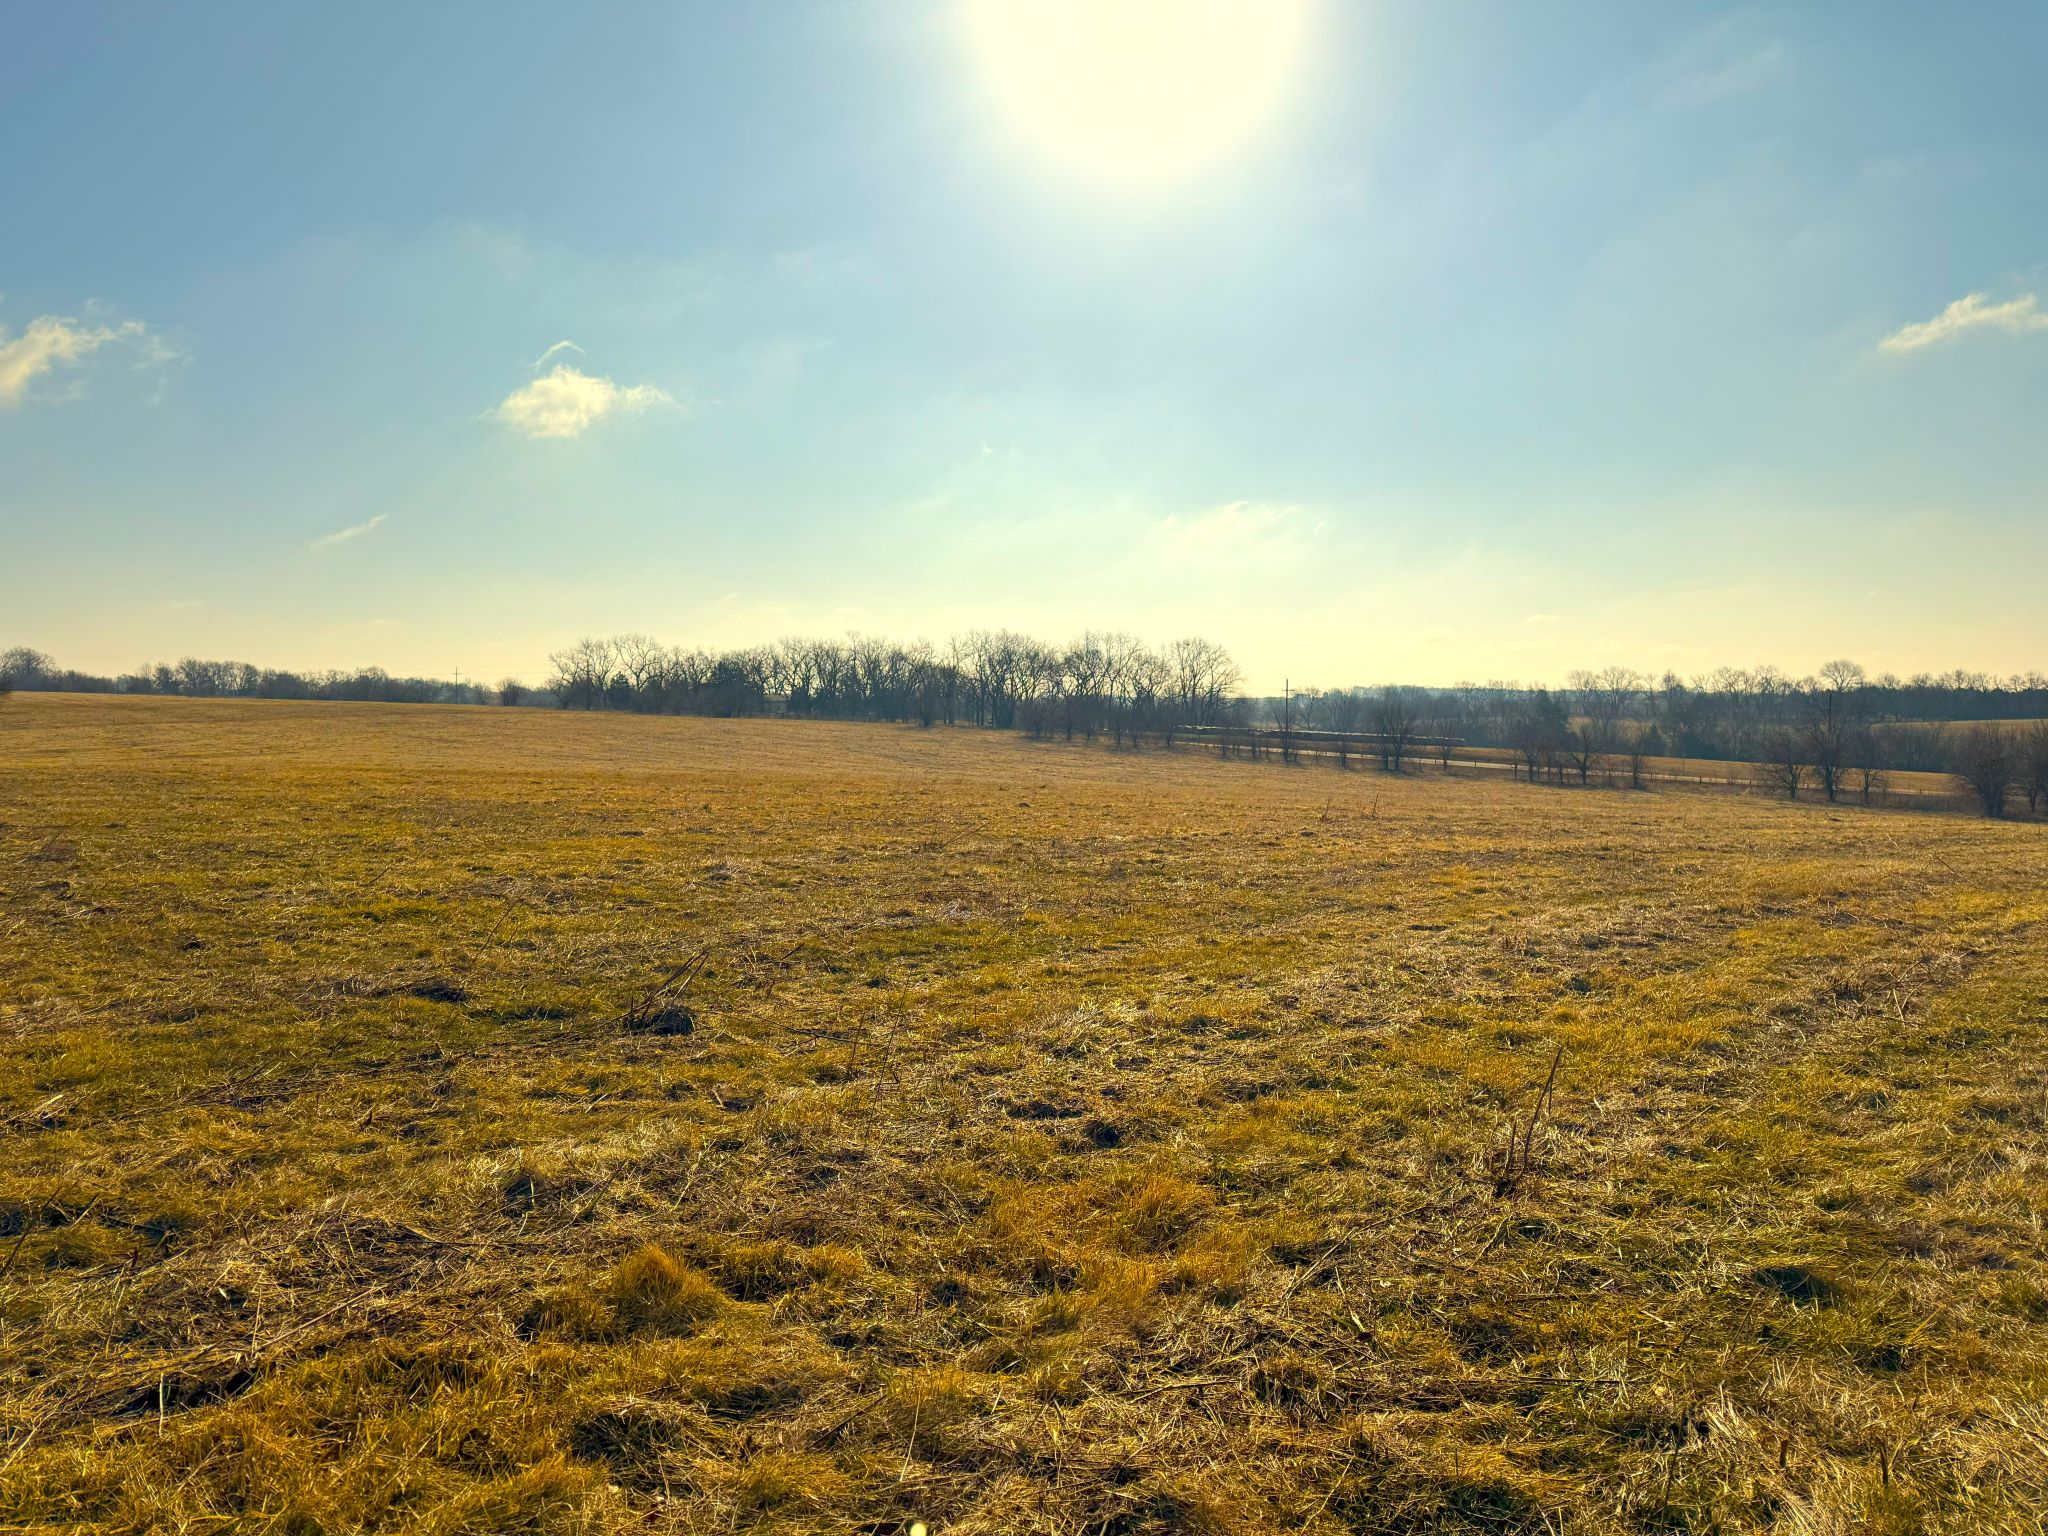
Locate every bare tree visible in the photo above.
<box><xmin>2022</xmin><ymin>720</ymin><xmax>2048</xmax><ymax>816</ymax></box>
<box><xmin>1428</xmin><ymin>702</ymin><xmax>1458</xmax><ymax>771</ymax></box>
<box><xmin>496</xmin><ymin>677</ymin><xmax>526</xmax><ymax>707</ymax></box>
<box><xmin>1844</xmin><ymin>720</ymin><xmax>1888</xmax><ymax>805</ymax></box>
<box><xmin>1558</xmin><ymin>666</ymin><xmax>1641</xmax><ymax>786</ymax></box>
<box><xmin>1950</xmin><ymin>725</ymin><xmax>2019</xmax><ymax>817</ymax></box>
<box><xmin>1166</xmin><ymin>637</ymin><xmax>1241</xmax><ymax>731</ymax></box>
<box><xmin>1757</xmin><ymin>728</ymin><xmax>1808</xmax><ymax>799</ymax></box>
<box><xmin>1371</xmin><ymin>685</ymin><xmax>1421</xmax><ymax>771</ymax></box>
<box><xmin>1799</xmin><ymin>660</ymin><xmax>1865</xmax><ymax>803</ymax></box>
<box><xmin>1621</xmin><ymin>720</ymin><xmax>1662</xmax><ymax>789</ymax></box>
<box><xmin>1560</xmin><ymin>719</ymin><xmax>1601</xmax><ymax>786</ymax></box>
<box><xmin>1097</xmin><ymin>632</ymin><xmax>1152</xmax><ymax>746</ymax></box>
<box><xmin>547</xmin><ymin>637</ymin><xmax>615</xmax><ymax>710</ymax></box>
<box><xmin>1507</xmin><ymin>689</ymin><xmax>1567</xmax><ymax>783</ymax></box>
<box><xmin>0</xmin><ymin>647</ymin><xmax>52</xmax><ymax>692</ymax></box>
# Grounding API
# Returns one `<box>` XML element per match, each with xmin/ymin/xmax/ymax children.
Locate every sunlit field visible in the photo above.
<box><xmin>3</xmin><ymin>694</ymin><xmax>2045</xmax><ymax>1534</ymax></box>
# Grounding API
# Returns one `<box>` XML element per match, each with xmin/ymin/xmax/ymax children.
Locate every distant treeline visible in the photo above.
<box><xmin>0</xmin><ymin>648</ymin><xmax>492</xmax><ymax>707</ymax></box>
<box><xmin>5</xmin><ymin>642</ymin><xmax>2044</xmax><ymax>807</ymax></box>
<box><xmin>1254</xmin><ymin>663</ymin><xmax>2048</xmax><ymax>776</ymax></box>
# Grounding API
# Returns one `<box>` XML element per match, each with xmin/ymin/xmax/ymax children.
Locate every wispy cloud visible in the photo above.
<box><xmin>0</xmin><ymin>314</ymin><xmax>168</xmax><ymax>407</ymax></box>
<box><xmin>1658</xmin><ymin>43</ymin><xmax>1787</xmax><ymax>109</ymax></box>
<box><xmin>1879</xmin><ymin>292</ymin><xmax>2048</xmax><ymax>353</ymax></box>
<box><xmin>310</xmin><ymin>513</ymin><xmax>387</xmax><ymax>549</ymax></box>
<box><xmin>531</xmin><ymin>339</ymin><xmax>584</xmax><ymax>369</ymax></box>
<box><xmin>1157</xmin><ymin>500</ymin><xmax>1322</xmax><ymax>555</ymax></box>
<box><xmin>494</xmin><ymin>353</ymin><xmax>674</xmax><ymax>439</ymax></box>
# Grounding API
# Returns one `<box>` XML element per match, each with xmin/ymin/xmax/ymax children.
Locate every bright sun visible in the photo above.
<box><xmin>963</xmin><ymin>0</ymin><xmax>1315</xmax><ymax>190</ymax></box>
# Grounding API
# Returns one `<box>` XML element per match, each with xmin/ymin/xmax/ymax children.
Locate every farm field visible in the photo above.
<box><xmin>2</xmin><ymin>693</ymin><xmax>2046</xmax><ymax>1535</ymax></box>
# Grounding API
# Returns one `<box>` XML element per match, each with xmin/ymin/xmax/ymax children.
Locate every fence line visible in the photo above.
<box><xmin>1088</xmin><ymin>727</ymin><xmax>1982</xmax><ymax>814</ymax></box>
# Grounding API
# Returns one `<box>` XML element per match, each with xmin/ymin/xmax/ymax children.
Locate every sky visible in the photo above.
<box><xmin>3</xmin><ymin>1</ymin><xmax>2045</xmax><ymax>693</ymax></box>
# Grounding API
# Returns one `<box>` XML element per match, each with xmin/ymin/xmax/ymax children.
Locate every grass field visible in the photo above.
<box><xmin>3</xmin><ymin>694</ymin><xmax>2046</xmax><ymax>1535</ymax></box>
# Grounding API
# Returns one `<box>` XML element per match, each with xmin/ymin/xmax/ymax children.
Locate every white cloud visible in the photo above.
<box><xmin>1658</xmin><ymin>43</ymin><xmax>1787</xmax><ymax>109</ymax></box>
<box><xmin>531</xmin><ymin>339</ymin><xmax>584</xmax><ymax>368</ymax></box>
<box><xmin>1880</xmin><ymin>292</ymin><xmax>2048</xmax><ymax>353</ymax></box>
<box><xmin>494</xmin><ymin>361</ymin><xmax>674</xmax><ymax>439</ymax></box>
<box><xmin>0</xmin><ymin>314</ymin><xmax>162</xmax><ymax>407</ymax></box>
<box><xmin>310</xmin><ymin>513</ymin><xmax>387</xmax><ymax>549</ymax></box>
<box><xmin>1157</xmin><ymin>500</ymin><xmax>1320</xmax><ymax>554</ymax></box>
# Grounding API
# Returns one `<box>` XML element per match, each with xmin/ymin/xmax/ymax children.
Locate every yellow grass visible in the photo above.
<box><xmin>2</xmin><ymin>693</ymin><xmax>2045</xmax><ymax>1534</ymax></box>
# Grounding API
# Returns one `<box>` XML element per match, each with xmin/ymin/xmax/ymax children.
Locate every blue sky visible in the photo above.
<box><xmin>3</xmin><ymin>2</ymin><xmax>2045</xmax><ymax>691</ymax></box>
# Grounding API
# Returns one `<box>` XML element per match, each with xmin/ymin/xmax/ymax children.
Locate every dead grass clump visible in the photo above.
<box><xmin>417</xmin><ymin>1458</ymin><xmax>610</xmax><ymax>1536</ymax></box>
<box><xmin>1443</xmin><ymin>1300</ymin><xmax>1551</xmax><ymax>1367</ymax></box>
<box><xmin>605</xmin><ymin>1244</ymin><xmax>725</xmax><ymax>1335</ymax></box>
<box><xmin>693</xmin><ymin>1236</ymin><xmax>868</xmax><ymax>1301</ymax></box>
<box><xmin>1115</xmin><ymin>1172</ymin><xmax>1213</xmax><ymax>1251</ymax></box>
<box><xmin>1168</xmin><ymin>1225</ymin><xmax>1264</xmax><ymax>1304</ymax></box>
<box><xmin>1328</xmin><ymin>1424</ymin><xmax>1553</xmax><ymax>1535</ymax></box>
<box><xmin>519</xmin><ymin>1285</ymin><xmax>616</xmax><ymax>1343</ymax></box>
<box><xmin>876</xmin><ymin>1362</ymin><xmax>996</xmax><ymax>1460</ymax></box>
<box><xmin>1077</xmin><ymin>1115</ymin><xmax>1125</xmax><ymax>1149</ymax></box>
<box><xmin>497</xmin><ymin>1153</ymin><xmax>571</xmax><ymax>1213</ymax></box>
<box><xmin>403</xmin><ymin>976</ymin><xmax>472</xmax><ymax>1004</ymax></box>
<box><xmin>1078</xmin><ymin>1475</ymin><xmax>1232</xmax><ymax>1536</ymax></box>
<box><xmin>357</xmin><ymin>1338</ymin><xmax>502</xmax><ymax>1398</ymax></box>
<box><xmin>1247</xmin><ymin>1350</ymin><xmax>1333</xmax><ymax>1417</ymax></box>
<box><xmin>716</xmin><ymin>1450</ymin><xmax>852</xmax><ymax>1513</ymax></box>
<box><xmin>621</xmin><ymin>954</ymin><xmax>705</xmax><ymax>1037</ymax></box>
<box><xmin>1749</xmin><ymin>1261</ymin><xmax>1843</xmax><ymax>1308</ymax></box>
<box><xmin>565</xmin><ymin>1395</ymin><xmax>711</xmax><ymax>1490</ymax></box>
<box><xmin>630</xmin><ymin>1325</ymin><xmax>845</xmax><ymax>1421</ymax></box>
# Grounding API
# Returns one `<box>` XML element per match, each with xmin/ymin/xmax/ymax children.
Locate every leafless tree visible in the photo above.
<box><xmin>1</xmin><ymin>647</ymin><xmax>52</xmax><ymax>692</ymax></box>
<box><xmin>1096</xmin><ymin>632</ymin><xmax>1151</xmax><ymax>746</ymax></box>
<box><xmin>1757</xmin><ymin>728</ymin><xmax>1808</xmax><ymax>799</ymax></box>
<box><xmin>1950</xmin><ymin>725</ymin><xmax>2019</xmax><ymax>817</ymax></box>
<box><xmin>1844</xmin><ymin>718</ymin><xmax>1888</xmax><ymax>804</ymax></box>
<box><xmin>610</xmin><ymin>633</ymin><xmax>666</xmax><ymax>702</ymax></box>
<box><xmin>1565</xmin><ymin>666</ymin><xmax>1643</xmax><ymax>786</ymax></box>
<box><xmin>1166</xmin><ymin>637</ymin><xmax>1240</xmax><ymax>731</ymax></box>
<box><xmin>1506</xmin><ymin>689</ymin><xmax>1567</xmax><ymax>783</ymax></box>
<box><xmin>2022</xmin><ymin>720</ymin><xmax>2048</xmax><ymax>815</ymax></box>
<box><xmin>1371</xmin><ymin>685</ymin><xmax>1421</xmax><ymax>771</ymax></box>
<box><xmin>1560</xmin><ymin>719</ymin><xmax>1601</xmax><ymax>786</ymax></box>
<box><xmin>1798</xmin><ymin>659</ymin><xmax>1866</xmax><ymax>803</ymax></box>
<box><xmin>497</xmin><ymin>678</ymin><xmax>526</xmax><ymax>707</ymax></box>
<box><xmin>1621</xmin><ymin>720</ymin><xmax>1662</xmax><ymax>789</ymax></box>
<box><xmin>1429</xmin><ymin>708</ymin><xmax>1458</xmax><ymax>771</ymax></box>
<box><xmin>547</xmin><ymin>637</ymin><xmax>615</xmax><ymax>710</ymax></box>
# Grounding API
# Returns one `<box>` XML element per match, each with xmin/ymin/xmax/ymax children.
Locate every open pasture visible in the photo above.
<box><xmin>2</xmin><ymin>694</ymin><xmax>2045</xmax><ymax>1534</ymax></box>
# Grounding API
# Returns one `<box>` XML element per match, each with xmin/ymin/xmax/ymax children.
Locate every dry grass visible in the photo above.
<box><xmin>2</xmin><ymin>693</ymin><xmax>2046</xmax><ymax>1534</ymax></box>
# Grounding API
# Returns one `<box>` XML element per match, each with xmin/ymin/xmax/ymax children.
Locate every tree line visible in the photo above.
<box><xmin>0</xmin><ymin>647</ymin><xmax>490</xmax><ymax>706</ymax></box>
<box><xmin>6</xmin><ymin>641</ymin><xmax>2044</xmax><ymax>815</ymax></box>
<box><xmin>543</xmin><ymin>631</ymin><xmax>1243</xmax><ymax>742</ymax></box>
<box><xmin>1261</xmin><ymin>662</ymin><xmax>2048</xmax><ymax>791</ymax></box>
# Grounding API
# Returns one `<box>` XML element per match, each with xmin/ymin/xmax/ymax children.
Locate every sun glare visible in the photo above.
<box><xmin>963</xmin><ymin>0</ymin><xmax>1315</xmax><ymax>190</ymax></box>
